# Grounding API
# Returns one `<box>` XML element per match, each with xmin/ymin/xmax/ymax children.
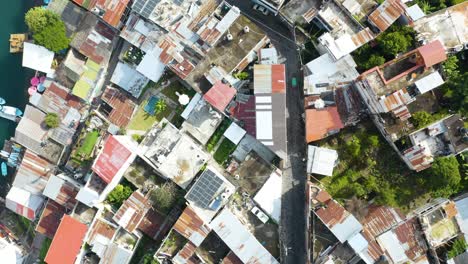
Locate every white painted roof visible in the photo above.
<box><xmin>377</xmin><ymin>230</ymin><xmax>409</xmax><ymax>263</ymax></box>
<box><xmin>455</xmin><ymin>197</ymin><xmax>468</xmax><ymax>234</ymax></box>
<box><xmin>259</xmin><ymin>48</ymin><xmax>278</xmax><ymax>65</ymax></box>
<box><xmin>256</xmin><ymin>110</ymin><xmax>273</xmax><ymax>141</ymax></box>
<box><xmin>415</xmin><ymin>71</ymin><xmax>445</xmax><ymax>94</ymax></box>
<box><xmin>406</xmin><ymin>4</ymin><xmax>425</xmax><ymax>21</ymax></box>
<box><xmin>331</xmin><ymin>214</ymin><xmax>363</xmax><ymax>243</ymax></box>
<box><xmin>348</xmin><ymin>233</ymin><xmax>369</xmax><ymax>255</ymax></box>
<box><xmin>6</xmin><ymin>186</ymin><xmax>43</xmax><ymax>211</ymax></box>
<box><xmin>223</xmin><ymin>122</ymin><xmax>246</xmax><ymax>145</ymax></box>
<box><xmin>304</xmin><ymin>53</ymin><xmax>358</xmax><ymax>95</ymax></box>
<box><xmin>307</xmin><ymin>145</ymin><xmax>338</xmax><ymax>176</ymax></box>
<box><xmin>254</xmin><ymin>170</ymin><xmax>282</xmax><ymax>222</ymax></box>
<box><xmin>215</xmin><ymin>7</ymin><xmax>240</xmax><ymax>36</ymax></box>
<box><xmin>22</xmin><ymin>42</ymin><xmax>54</xmax><ymax>74</ymax></box>
<box><xmin>136</xmin><ymin>47</ymin><xmax>166</xmax><ymax>82</ymax></box>
<box><xmin>181</xmin><ymin>93</ymin><xmax>202</xmax><ymax>119</ymax></box>
<box><xmin>0</xmin><ymin>237</ymin><xmax>25</xmax><ymax>264</ymax></box>
<box><xmin>43</xmin><ymin>175</ymin><xmax>64</xmax><ymax>200</ymax></box>
<box><xmin>76</xmin><ymin>187</ymin><xmax>100</xmax><ymax>207</ymax></box>
<box><xmin>210</xmin><ymin>208</ymin><xmax>280</xmax><ymax>264</ymax></box>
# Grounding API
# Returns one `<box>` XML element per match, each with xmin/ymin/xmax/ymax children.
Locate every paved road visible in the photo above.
<box><xmin>225</xmin><ymin>1</ymin><xmax>307</xmax><ymax>264</ymax></box>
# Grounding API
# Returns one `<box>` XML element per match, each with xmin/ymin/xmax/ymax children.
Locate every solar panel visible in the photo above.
<box><xmin>186</xmin><ymin>169</ymin><xmax>224</xmax><ymax>209</ymax></box>
<box><xmin>132</xmin><ymin>0</ymin><xmax>158</xmax><ymax>19</ymax></box>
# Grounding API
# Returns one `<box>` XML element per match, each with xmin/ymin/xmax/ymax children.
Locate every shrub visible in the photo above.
<box><xmin>150</xmin><ymin>182</ymin><xmax>183</xmax><ymax>214</ymax></box>
<box><xmin>107</xmin><ymin>184</ymin><xmax>133</xmax><ymax>208</ymax></box>
<box><xmin>448</xmin><ymin>238</ymin><xmax>468</xmax><ymax>259</ymax></box>
<box><xmin>44</xmin><ymin>113</ymin><xmax>60</xmax><ymax>128</ymax></box>
<box><xmin>234</xmin><ymin>72</ymin><xmax>249</xmax><ymax>80</ymax></box>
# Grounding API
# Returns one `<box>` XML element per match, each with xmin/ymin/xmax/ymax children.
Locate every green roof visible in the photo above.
<box><xmin>72</xmin><ymin>79</ymin><xmax>92</xmax><ymax>100</ymax></box>
<box><xmin>72</xmin><ymin>59</ymin><xmax>100</xmax><ymax>101</ymax></box>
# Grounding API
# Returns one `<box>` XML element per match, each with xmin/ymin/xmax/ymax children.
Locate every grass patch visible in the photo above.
<box><xmin>127</xmin><ymin>101</ymin><xmax>173</xmax><ymax>131</ymax></box>
<box><xmin>206</xmin><ymin>118</ymin><xmax>231</xmax><ymax>151</ymax></box>
<box><xmin>161</xmin><ymin>81</ymin><xmax>196</xmax><ymax>103</ymax></box>
<box><xmin>317</xmin><ymin>120</ymin><xmax>430</xmax><ymax>212</ymax></box>
<box><xmin>39</xmin><ymin>238</ymin><xmax>52</xmax><ymax>264</ymax></box>
<box><xmin>76</xmin><ymin>130</ymin><xmax>99</xmax><ymax>157</ymax></box>
<box><xmin>213</xmin><ymin>138</ymin><xmax>237</xmax><ymax>166</ymax></box>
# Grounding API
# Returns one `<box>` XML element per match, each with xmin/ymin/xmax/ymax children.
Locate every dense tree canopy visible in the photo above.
<box><xmin>25</xmin><ymin>7</ymin><xmax>69</xmax><ymax>52</ymax></box>
<box><xmin>426</xmin><ymin>156</ymin><xmax>461</xmax><ymax>197</ymax></box>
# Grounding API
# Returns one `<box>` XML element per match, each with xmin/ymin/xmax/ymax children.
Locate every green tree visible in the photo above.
<box><xmin>25</xmin><ymin>7</ymin><xmax>70</xmax><ymax>52</ymax></box>
<box><xmin>426</xmin><ymin>156</ymin><xmax>461</xmax><ymax>197</ymax></box>
<box><xmin>25</xmin><ymin>7</ymin><xmax>60</xmax><ymax>33</ymax></box>
<box><xmin>442</xmin><ymin>55</ymin><xmax>460</xmax><ymax>80</ymax></box>
<box><xmin>234</xmin><ymin>72</ymin><xmax>249</xmax><ymax>80</ymax></box>
<box><xmin>345</xmin><ymin>135</ymin><xmax>361</xmax><ymax>158</ymax></box>
<box><xmin>44</xmin><ymin>113</ymin><xmax>60</xmax><ymax>128</ymax></box>
<box><xmin>411</xmin><ymin>111</ymin><xmax>432</xmax><ymax>128</ymax></box>
<box><xmin>107</xmin><ymin>184</ymin><xmax>133</xmax><ymax>208</ymax></box>
<box><xmin>155</xmin><ymin>99</ymin><xmax>167</xmax><ymax>114</ymax></box>
<box><xmin>448</xmin><ymin>238</ymin><xmax>468</xmax><ymax>259</ymax></box>
<box><xmin>442</xmin><ymin>72</ymin><xmax>468</xmax><ymax>116</ymax></box>
<box><xmin>150</xmin><ymin>182</ymin><xmax>182</xmax><ymax>214</ymax></box>
<box><xmin>379</xmin><ymin>31</ymin><xmax>411</xmax><ymax>56</ymax></box>
<box><xmin>363</xmin><ymin>54</ymin><xmax>385</xmax><ymax>69</ymax></box>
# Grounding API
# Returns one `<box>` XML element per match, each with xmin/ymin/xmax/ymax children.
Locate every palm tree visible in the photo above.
<box><xmin>155</xmin><ymin>99</ymin><xmax>167</xmax><ymax>114</ymax></box>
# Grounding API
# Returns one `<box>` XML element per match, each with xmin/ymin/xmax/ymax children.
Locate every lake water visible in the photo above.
<box><xmin>0</xmin><ymin>1</ymin><xmax>36</xmax><ymax>148</ymax></box>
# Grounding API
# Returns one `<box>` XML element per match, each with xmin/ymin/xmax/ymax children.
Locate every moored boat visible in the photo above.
<box><xmin>1</xmin><ymin>162</ymin><xmax>7</xmax><ymax>176</ymax></box>
<box><xmin>0</xmin><ymin>105</ymin><xmax>23</xmax><ymax>121</ymax></box>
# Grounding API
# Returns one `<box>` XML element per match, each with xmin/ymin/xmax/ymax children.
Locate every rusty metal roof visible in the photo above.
<box><xmin>392</xmin><ymin>218</ymin><xmax>428</xmax><ymax>261</ymax></box>
<box><xmin>362</xmin><ymin>205</ymin><xmax>404</xmax><ymax>238</ymax></box>
<box><xmin>368</xmin><ymin>0</ymin><xmax>406</xmax><ymax>32</ymax></box>
<box><xmin>43</xmin><ymin>175</ymin><xmax>79</xmax><ymax>210</ymax></box>
<box><xmin>173</xmin><ymin>206</ymin><xmax>211</xmax><ymax>247</ymax></box>
<box><xmin>36</xmin><ymin>200</ymin><xmax>65</xmax><ymax>239</ymax></box>
<box><xmin>101</xmin><ymin>86</ymin><xmax>136</xmax><ymax>127</ymax></box>
<box><xmin>13</xmin><ymin>149</ymin><xmax>54</xmax><ymax>195</ymax></box>
<box><xmin>113</xmin><ymin>191</ymin><xmax>152</xmax><ymax>233</ymax></box>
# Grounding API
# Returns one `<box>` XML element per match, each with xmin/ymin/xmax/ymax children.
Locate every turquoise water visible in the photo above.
<box><xmin>0</xmin><ymin>1</ymin><xmax>35</xmax><ymax>148</ymax></box>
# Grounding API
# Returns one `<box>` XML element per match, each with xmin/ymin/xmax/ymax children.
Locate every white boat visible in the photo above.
<box><xmin>0</xmin><ymin>97</ymin><xmax>5</xmax><ymax>105</ymax></box>
<box><xmin>0</xmin><ymin>105</ymin><xmax>22</xmax><ymax>121</ymax></box>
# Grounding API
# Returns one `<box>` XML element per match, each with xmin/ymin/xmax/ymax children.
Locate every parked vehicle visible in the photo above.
<box><xmin>253</xmin><ymin>4</ymin><xmax>270</xmax><ymax>16</ymax></box>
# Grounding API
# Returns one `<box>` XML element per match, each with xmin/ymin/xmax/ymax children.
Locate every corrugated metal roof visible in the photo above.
<box><xmin>101</xmin><ymin>86</ymin><xmax>136</xmax><ymax>127</ymax></box>
<box><xmin>368</xmin><ymin>0</ymin><xmax>406</xmax><ymax>32</ymax></box>
<box><xmin>173</xmin><ymin>206</ymin><xmax>211</xmax><ymax>247</ymax></box>
<box><xmin>173</xmin><ymin>241</ymin><xmax>198</xmax><ymax>264</ymax></box>
<box><xmin>415</xmin><ymin>71</ymin><xmax>445</xmax><ymax>94</ymax></box>
<box><xmin>362</xmin><ymin>205</ymin><xmax>404</xmax><ymax>238</ymax></box>
<box><xmin>45</xmin><ymin>215</ymin><xmax>88</xmax><ymax>264</ymax></box>
<box><xmin>36</xmin><ymin>200</ymin><xmax>65</xmax><ymax>239</ymax></box>
<box><xmin>43</xmin><ymin>175</ymin><xmax>79</xmax><ymax>210</ymax></box>
<box><xmin>5</xmin><ymin>186</ymin><xmax>44</xmax><ymax>220</ymax></box>
<box><xmin>315</xmin><ymin>198</ymin><xmax>363</xmax><ymax>243</ymax></box>
<box><xmin>13</xmin><ymin>149</ymin><xmax>54</xmax><ymax>195</ymax></box>
<box><xmin>88</xmin><ymin>219</ymin><xmax>117</xmax><ymax>247</ymax></box>
<box><xmin>92</xmin><ymin>136</ymin><xmax>133</xmax><ymax>183</ymax></box>
<box><xmin>210</xmin><ymin>208</ymin><xmax>280</xmax><ymax>264</ymax></box>
<box><xmin>113</xmin><ymin>191</ymin><xmax>152</xmax><ymax>233</ymax></box>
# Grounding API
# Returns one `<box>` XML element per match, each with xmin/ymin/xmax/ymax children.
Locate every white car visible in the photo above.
<box><xmin>253</xmin><ymin>4</ymin><xmax>270</xmax><ymax>16</ymax></box>
<box><xmin>251</xmin><ymin>206</ymin><xmax>269</xmax><ymax>223</ymax></box>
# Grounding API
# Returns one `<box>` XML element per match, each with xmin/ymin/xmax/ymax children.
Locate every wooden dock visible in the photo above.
<box><xmin>9</xmin><ymin>33</ymin><xmax>27</xmax><ymax>53</ymax></box>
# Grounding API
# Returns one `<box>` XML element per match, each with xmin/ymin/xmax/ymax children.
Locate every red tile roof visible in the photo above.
<box><xmin>45</xmin><ymin>215</ymin><xmax>88</xmax><ymax>264</ymax></box>
<box><xmin>417</xmin><ymin>40</ymin><xmax>447</xmax><ymax>68</ymax></box>
<box><xmin>92</xmin><ymin>136</ymin><xmax>132</xmax><ymax>183</ymax></box>
<box><xmin>101</xmin><ymin>86</ymin><xmax>136</xmax><ymax>127</ymax></box>
<box><xmin>305</xmin><ymin>107</ymin><xmax>344</xmax><ymax>142</ymax></box>
<box><xmin>204</xmin><ymin>81</ymin><xmax>237</xmax><ymax>112</ymax></box>
<box><xmin>36</xmin><ymin>200</ymin><xmax>65</xmax><ymax>239</ymax></box>
<box><xmin>271</xmin><ymin>64</ymin><xmax>286</xmax><ymax>94</ymax></box>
